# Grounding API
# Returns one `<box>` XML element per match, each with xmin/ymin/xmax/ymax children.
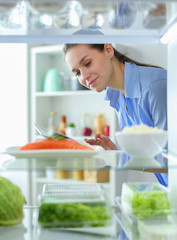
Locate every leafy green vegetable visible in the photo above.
<box><xmin>0</xmin><ymin>176</ymin><xmax>26</xmax><ymax>226</ymax></box>
<box><xmin>46</xmin><ymin>136</ymin><xmax>66</xmax><ymax>140</ymax></box>
<box><xmin>68</xmin><ymin>123</ymin><xmax>75</xmax><ymax>128</ymax></box>
<box><xmin>38</xmin><ymin>202</ymin><xmax>111</xmax><ymax>228</ymax></box>
<box><xmin>131</xmin><ymin>191</ymin><xmax>171</xmax><ymax>219</ymax></box>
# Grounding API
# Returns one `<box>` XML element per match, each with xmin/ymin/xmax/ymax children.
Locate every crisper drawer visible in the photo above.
<box><xmin>37</xmin><ymin>182</ymin><xmax>114</xmax><ymax>229</ymax></box>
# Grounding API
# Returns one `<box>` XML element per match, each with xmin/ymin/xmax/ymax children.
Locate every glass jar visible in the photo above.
<box><xmin>56</xmin><ymin>160</ymin><xmax>69</xmax><ymax>179</ymax></box>
<box><xmin>48</xmin><ymin>111</ymin><xmax>58</xmax><ymax>131</ymax></box>
<box><xmin>72</xmin><ymin>170</ymin><xmax>84</xmax><ymax>180</ymax></box>
<box><xmin>80</xmin><ymin>113</ymin><xmax>92</xmax><ymax>136</ymax></box>
<box><xmin>94</xmin><ymin>113</ymin><xmax>107</xmax><ymax>135</ymax></box>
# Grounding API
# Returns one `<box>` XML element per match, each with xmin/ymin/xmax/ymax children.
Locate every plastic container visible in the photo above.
<box><xmin>38</xmin><ymin>182</ymin><xmax>112</xmax><ymax>228</ymax></box>
<box><xmin>117</xmin><ymin>182</ymin><xmax>171</xmax><ymax>220</ymax></box>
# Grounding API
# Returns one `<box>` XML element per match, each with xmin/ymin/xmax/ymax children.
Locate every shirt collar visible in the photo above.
<box><xmin>124</xmin><ymin>62</ymin><xmax>141</xmax><ymax>98</ymax></box>
<box><xmin>104</xmin><ymin>88</ymin><xmax>121</xmax><ymax>111</ymax></box>
<box><xmin>104</xmin><ymin>62</ymin><xmax>141</xmax><ymax>109</ymax></box>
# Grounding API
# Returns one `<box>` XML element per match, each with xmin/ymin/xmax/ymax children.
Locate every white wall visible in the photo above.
<box><xmin>0</xmin><ymin>44</ymin><xmax>29</xmax><ymax>202</ymax></box>
<box><xmin>0</xmin><ymin>44</ymin><xmax>28</xmax><ymax>150</ymax></box>
<box><xmin>115</xmin><ymin>43</ymin><xmax>167</xmax><ymax>69</ymax></box>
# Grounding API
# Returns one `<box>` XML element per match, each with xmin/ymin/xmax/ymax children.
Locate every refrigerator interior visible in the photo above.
<box><xmin>0</xmin><ymin>0</ymin><xmax>177</xmax><ymax>238</ymax></box>
<box><xmin>0</xmin><ymin>42</ymin><xmax>167</xmax><ymax>202</ymax></box>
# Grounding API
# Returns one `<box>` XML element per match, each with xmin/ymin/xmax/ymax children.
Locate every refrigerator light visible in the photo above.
<box><xmin>160</xmin><ymin>22</ymin><xmax>177</xmax><ymax>44</ymax></box>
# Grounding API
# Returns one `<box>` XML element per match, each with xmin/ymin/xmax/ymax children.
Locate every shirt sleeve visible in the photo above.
<box><xmin>148</xmin><ymin>80</ymin><xmax>168</xmax><ymax>186</ymax></box>
<box><xmin>146</xmin><ymin>79</ymin><xmax>167</xmax><ymax>130</ymax></box>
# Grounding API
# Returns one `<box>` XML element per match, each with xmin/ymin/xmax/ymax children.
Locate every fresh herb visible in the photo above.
<box><xmin>68</xmin><ymin>123</ymin><xmax>75</xmax><ymax>128</ymax></box>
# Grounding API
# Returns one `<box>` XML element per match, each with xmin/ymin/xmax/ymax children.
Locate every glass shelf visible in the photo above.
<box><xmin>0</xmin><ymin>29</ymin><xmax>160</xmax><ymax>44</ymax></box>
<box><xmin>0</xmin><ymin>149</ymin><xmax>176</xmax><ymax>240</ymax></box>
<box><xmin>0</xmin><ymin>0</ymin><xmax>177</xmax><ymax>44</ymax></box>
<box><xmin>116</xmin><ymin>212</ymin><xmax>177</xmax><ymax>240</ymax></box>
<box><xmin>0</xmin><ymin>150</ymin><xmax>173</xmax><ymax>172</ymax></box>
<box><xmin>35</xmin><ymin>90</ymin><xmax>95</xmax><ymax>97</ymax></box>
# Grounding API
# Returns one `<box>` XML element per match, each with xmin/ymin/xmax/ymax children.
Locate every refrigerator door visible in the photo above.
<box><xmin>167</xmin><ymin>39</ymin><xmax>177</xmax><ymax>221</ymax></box>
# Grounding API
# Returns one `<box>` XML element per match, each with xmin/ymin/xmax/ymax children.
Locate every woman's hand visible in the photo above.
<box><xmin>84</xmin><ymin>133</ymin><xmax>118</xmax><ymax>150</ymax></box>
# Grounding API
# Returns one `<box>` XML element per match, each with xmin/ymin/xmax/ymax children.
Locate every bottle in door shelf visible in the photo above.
<box><xmin>48</xmin><ymin>111</ymin><xmax>59</xmax><ymax>131</ymax></box>
<box><xmin>94</xmin><ymin>113</ymin><xmax>107</xmax><ymax>135</ymax></box>
<box><xmin>57</xmin><ymin>115</ymin><xmax>67</xmax><ymax>135</ymax></box>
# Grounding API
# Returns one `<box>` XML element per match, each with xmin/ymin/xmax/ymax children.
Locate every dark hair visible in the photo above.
<box><xmin>63</xmin><ymin>44</ymin><xmax>161</xmax><ymax>68</ymax></box>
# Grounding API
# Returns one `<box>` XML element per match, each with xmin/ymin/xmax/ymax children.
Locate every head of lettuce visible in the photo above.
<box><xmin>0</xmin><ymin>176</ymin><xmax>26</xmax><ymax>226</ymax></box>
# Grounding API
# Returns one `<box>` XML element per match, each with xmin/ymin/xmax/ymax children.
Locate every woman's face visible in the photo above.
<box><xmin>65</xmin><ymin>44</ymin><xmax>114</xmax><ymax>92</ymax></box>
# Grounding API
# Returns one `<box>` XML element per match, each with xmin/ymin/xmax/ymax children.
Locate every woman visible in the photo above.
<box><xmin>63</xmin><ymin>44</ymin><xmax>168</xmax><ymax>186</ymax></box>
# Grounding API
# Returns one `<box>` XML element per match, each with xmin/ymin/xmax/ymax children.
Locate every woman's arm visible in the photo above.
<box><xmin>147</xmin><ymin>79</ymin><xmax>167</xmax><ymax>130</ymax></box>
<box><xmin>84</xmin><ymin>134</ymin><xmax>118</xmax><ymax>150</ymax></box>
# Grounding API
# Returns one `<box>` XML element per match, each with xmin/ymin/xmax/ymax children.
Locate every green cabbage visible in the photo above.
<box><xmin>131</xmin><ymin>191</ymin><xmax>171</xmax><ymax>219</ymax></box>
<box><xmin>0</xmin><ymin>176</ymin><xmax>26</xmax><ymax>226</ymax></box>
<box><xmin>122</xmin><ymin>183</ymin><xmax>171</xmax><ymax>219</ymax></box>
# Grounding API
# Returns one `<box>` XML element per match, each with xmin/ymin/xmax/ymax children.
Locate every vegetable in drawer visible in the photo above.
<box><xmin>38</xmin><ymin>202</ymin><xmax>112</xmax><ymax>228</ymax></box>
<box><xmin>121</xmin><ymin>182</ymin><xmax>171</xmax><ymax>219</ymax></box>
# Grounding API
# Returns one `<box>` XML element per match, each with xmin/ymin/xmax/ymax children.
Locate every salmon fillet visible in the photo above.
<box><xmin>20</xmin><ymin>138</ymin><xmax>94</xmax><ymax>151</ymax></box>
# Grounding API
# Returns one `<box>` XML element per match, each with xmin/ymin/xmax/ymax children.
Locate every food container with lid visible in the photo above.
<box><xmin>38</xmin><ymin>182</ymin><xmax>113</xmax><ymax>228</ymax></box>
<box><xmin>116</xmin><ymin>182</ymin><xmax>171</xmax><ymax>220</ymax></box>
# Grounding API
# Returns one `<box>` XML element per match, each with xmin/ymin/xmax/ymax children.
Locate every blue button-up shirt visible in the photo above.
<box><xmin>104</xmin><ymin>62</ymin><xmax>168</xmax><ymax>186</ymax></box>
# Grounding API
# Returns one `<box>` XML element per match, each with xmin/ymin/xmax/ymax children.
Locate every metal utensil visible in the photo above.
<box><xmin>34</xmin><ymin>123</ymin><xmax>70</xmax><ymax>139</ymax></box>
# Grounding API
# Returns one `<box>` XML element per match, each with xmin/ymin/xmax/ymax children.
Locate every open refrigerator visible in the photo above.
<box><xmin>0</xmin><ymin>0</ymin><xmax>177</xmax><ymax>239</ymax></box>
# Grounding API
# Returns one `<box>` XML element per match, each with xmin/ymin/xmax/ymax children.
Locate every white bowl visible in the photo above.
<box><xmin>115</xmin><ymin>131</ymin><xmax>168</xmax><ymax>168</ymax></box>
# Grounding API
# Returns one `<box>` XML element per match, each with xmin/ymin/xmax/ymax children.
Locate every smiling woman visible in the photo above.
<box><xmin>63</xmin><ymin>43</ymin><xmax>168</xmax><ymax>186</ymax></box>
<box><xmin>64</xmin><ymin>44</ymin><xmax>117</xmax><ymax>93</ymax></box>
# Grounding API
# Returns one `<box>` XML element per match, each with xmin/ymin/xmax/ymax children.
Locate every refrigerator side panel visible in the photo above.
<box><xmin>167</xmin><ymin>39</ymin><xmax>177</xmax><ymax>219</ymax></box>
<box><xmin>168</xmin><ymin>40</ymin><xmax>177</xmax><ymax>154</ymax></box>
